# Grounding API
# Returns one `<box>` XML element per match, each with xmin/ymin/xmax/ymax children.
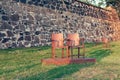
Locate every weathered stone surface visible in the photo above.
<box><xmin>0</xmin><ymin>38</ymin><xmax>2</xmax><ymax>41</ymax></box>
<box><xmin>0</xmin><ymin>33</ymin><xmax>6</xmax><ymax>37</ymax></box>
<box><xmin>22</xmin><ymin>20</ymin><xmax>34</xmax><ymax>25</ymax></box>
<box><xmin>13</xmin><ymin>0</ymin><xmax>114</xmax><ymax>21</ymax></box>
<box><xmin>34</xmin><ymin>36</ymin><xmax>40</xmax><ymax>43</ymax></box>
<box><xmin>18</xmin><ymin>42</ymin><xmax>25</xmax><ymax>47</ymax></box>
<box><xmin>12</xmin><ymin>37</ymin><xmax>16</xmax><ymax>41</ymax></box>
<box><xmin>19</xmin><ymin>32</ymin><xmax>23</xmax><ymax>36</ymax></box>
<box><xmin>0</xmin><ymin>5</ymin><xmax>2</xmax><ymax>9</ymax></box>
<box><xmin>19</xmin><ymin>24</ymin><xmax>25</xmax><ymax>31</ymax></box>
<box><xmin>25</xmin><ymin>36</ymin><xmax>31</xmax><ymax>41</ymax></box>
<box><xmin>7</xmin><ymin>31</ymin><xmax>14</xmax><ymax>37</ymax></box>
<box><xmin>35</xmin><ymin>15</ymin><xmax>42</xmax><ymax>21</ymax></box>
<box><xmin>2</xmin><ymin>15</ymin><xmax>9</xmax><ymax>21</ymax></box>
<box><xmin>14</xmin><ymin>25</ymin><xmax>19</xmax><ymax>29</ymax></box>
<box><xmin>25</xmin><ymin>31</ymin><xmax>30</xmax><ymax>35</ymax></box>
<box><xmin>0</xmin><ymin>9</ymin><xmax>6</xmax><ymax>14</ymax></box>
<box><xmin>35</xmin><ymin>31</ymin><xmax>41</xmax><ymax>35</ymax></box>
<box><xmin>27</xmin><ymin>14</ymin><xmax>34</xmax><ymax>21</ymax></box>
<box><xmin>6</xmin><ymin>43</ymin><xmax>12</xmax><ymax>48</ymax></box>
<box><xmin>0</xmin><ymin>22</ymin><xmax>13</xmax><ymax>29</ymax></box>
<box><xmin>0</xmin><ymin>0</ymin><xmax>119</xmax><ymax>49</ymax></box>
<box><xmin>10</xmin><ymin>14</ymin><xmax>19</xmax><ymax>21</ymax></box>
<box><xmin>2</xmin><ymin>38</ymin><xmax>10</xmax><ymax>43</ymax></box>
<box><xmin>24</xmin><ymin>41</ymin><xmax>31</xmax><ymax>47</ymax></box>
<box><xmin>9</xmin><ymin>21</ymin><xmax>18</xmax><ymax>26</ymax></box>
<box><xmin>12</xmin><ymin>43</ymin><xmax>17</xmax><ymax>48</ymax></box>
<box><xmin>18</xmin><ymin>36</ymin><xmax>24</xmax><ymax>41</ymax></box>
<box><xmin>19</xmin><ymin>0</ymin><xmax>26</xmax><ymax>3</ymax></box>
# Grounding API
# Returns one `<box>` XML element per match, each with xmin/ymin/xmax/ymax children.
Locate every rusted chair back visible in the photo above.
<box><xmin>101</xmin><ymin>37</ymin><xmax>108</xmax><ymax>44</ymax></box>
<box><xmin>66</xmin><ymin>33</ymin><xmax>85</xmax><ymax>58</ymax></box>
<box><xmin>67</xmin><ymin>33</ymin><xmax>79</xmax><ymax>46</ymax></box>
<box><xmin>101</xmin><ymin>37</ymin><xmax>109</xmax><ymax>48</ymax></box>
<box><xmin>52</xmin><ymin>33</ymin><xmax>64</xmax><ymax>48</ymax></box>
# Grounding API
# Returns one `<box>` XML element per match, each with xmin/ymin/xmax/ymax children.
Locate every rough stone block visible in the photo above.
<box><xmin>0</xmin><ymin>33</ymin><xmax>6</xmax><ymax>37</ymax></box>
<box><xmin>10</xmin><ymin>14</ymin><xmax>19</xmax><ymax>21</ymax></box>
<box><xmin>7</xmin><ymin>31</ymin><xmax>14</xmax><ymax>37</ymax></box>
<box><xmin>0</xmin><ymin>0</ymin><xmax>119</xmax><ymax>49</ymax></box>
<box><xmin>1</xmin><ymin>22</ymin><xmax>13</xmax><ymax>29</ymax></box>
<box><xmin>2</xmin><ymin>15</ymin><xmax>9</xmax><ymax>21</ymax></box>
<box><xmin>2</xmin><ymin>38</ymin><xmax>10</xmax><ymax>43</ymax></box>
<box><xmin>25</xmin><ymin>36</ymin><xmax>31</xmax><ymax>41</ymax></box>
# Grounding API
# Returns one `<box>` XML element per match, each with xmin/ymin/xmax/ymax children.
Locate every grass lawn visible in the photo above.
<box><xmin>0</xmin><ymin>41</ymin><xmax>120</xmax><ymax>80</ymax></box>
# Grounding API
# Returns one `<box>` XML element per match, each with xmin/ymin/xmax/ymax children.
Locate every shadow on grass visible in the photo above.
<box><xmin>20</xmin><ymin>63</ymin><xmax>93</xmax><ymax>80</ymax></box>
<box><xmin>88</xmin><ymin>49</ymin><xmax>111</xmax><ymax>62</ymax></box>
<box><xmin>0</xmin><ymin>63</ymin><xmax>40</xmax><ymax>75</ymax></box>
<box><xmin>19</xmin><ymin>46</ymin><xmax>112</xmax><ymax>80</ymax></box>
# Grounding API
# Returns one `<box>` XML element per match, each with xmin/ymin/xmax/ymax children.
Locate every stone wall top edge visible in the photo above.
<box><xmin>11</xmin><ymin>0</ymin><xmax>111</xmax><ymax>12</ymax></box>
<box><xmin>74</xmin><ymin>0</ymin><xmax>111</xmax><ymax>12</ymax></box>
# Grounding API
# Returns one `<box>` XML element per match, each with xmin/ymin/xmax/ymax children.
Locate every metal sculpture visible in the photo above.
<box><xmin>66</xmin><ymin>33</ymin><xmax>85</xmax><ymax>58</ymax></box>
<box><xmin>51</xmin><ymin>33</ymin><xmax>69</xmax><ymax>58</ymax></box>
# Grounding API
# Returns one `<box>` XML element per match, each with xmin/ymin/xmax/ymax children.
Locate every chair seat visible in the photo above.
<box><xmin>69</xmin><ymin>45</ymin><xmax>84</xmax><ymax>48</ymax></box>
<box><xmin>53</xmin><ymin>46</ymin><xmax>68</xmax><ymax>49</ymax></box>
<box><xmin>71</xmin><ymin>54</ymin><xmax>84</xmax><ymax>56</ymax></box>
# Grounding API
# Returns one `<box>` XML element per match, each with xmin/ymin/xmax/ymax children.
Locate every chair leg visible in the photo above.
<box><xmin>67</xmin><ymin>47</ymin><xmax>70</xmax><ymax>58</ymax></box>
<box><xmin>71</xmin><ymin>46</ymin><xmax>73</xmax><ymax>58</ymax></box>
<box><xmin>103</xmin><ymin>43</ymin><xmax>106</xmax><ymax>48</ymax></box>
<box><xmin>66</xmin><ymin>46</ymin><xmax>69</xmax><ymax>58</ymax></box>
<box><xmin>52</xmin><ymin>47</ymin><xmax>55</xmax><ymax>59</ymax></box>
<box><xmin>83</xmin><ymin>47</ymin><xmax>85</xmax><ymax>58</ymax></box>
<box><xmin>62</xmin><ymin>48</ymin><xmax>64</xmax><ymax>58</ymax></box>
<box><xmin>78</xmin><ymin>47</ymin><xmax>80</xmax><ymax>58</ymax></box>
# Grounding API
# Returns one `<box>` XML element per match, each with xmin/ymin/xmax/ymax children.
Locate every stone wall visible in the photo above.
<box><xmin>0</xmin><ymin>0</ymin><xmax>119</xmax><ymax>49</ymax></box>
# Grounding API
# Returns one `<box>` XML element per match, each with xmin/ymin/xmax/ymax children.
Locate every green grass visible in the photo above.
<box><xmin>0</xmin><ymin>41</ymin><xmax>120</xmax><ymax>80</ymax></box>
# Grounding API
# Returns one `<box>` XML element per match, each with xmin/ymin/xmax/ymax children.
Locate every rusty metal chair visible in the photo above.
<box><xmin>101</xmin><ymin>37</ymin><xmax>110</xmax><ymax>48</ymax></box>
<box><xmin>51</xmin><ymin>33</ymin><xmax>69</xmax><ymax>58</ymax></box>
<box><xmin>66</xmin><ymin>33</ymin><xmax>85</xmax><ymax>58</ymax></box>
